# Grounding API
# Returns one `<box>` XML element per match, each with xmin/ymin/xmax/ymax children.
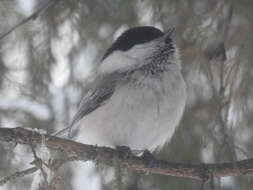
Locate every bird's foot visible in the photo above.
<box><xmin>116</xmin><ymin>145</ymin><xmax>133</xmax><ymax>159</ymax></box>
<box><xmin>141</xmin><ymin>149</ymin><xmax>156</xmax><ymax>168</ymax></box>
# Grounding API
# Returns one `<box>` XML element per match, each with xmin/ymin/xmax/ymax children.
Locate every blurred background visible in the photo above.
<box><xmin>0</xmin><ymin>0</ymin><xmax>253</xmax><ymax>189</ymax></box>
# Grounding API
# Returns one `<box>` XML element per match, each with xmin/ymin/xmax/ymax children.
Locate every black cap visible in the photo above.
<box><xmin>102</xmin><ymin>26</ymin><xmax>164</xmax><ymax>60</ymax></box>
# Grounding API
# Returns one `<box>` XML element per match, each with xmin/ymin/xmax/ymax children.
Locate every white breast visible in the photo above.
<box><xmin>76</xmin><ymin>64</ymin><xmax>186</xmax><ymax>152</ymax></box>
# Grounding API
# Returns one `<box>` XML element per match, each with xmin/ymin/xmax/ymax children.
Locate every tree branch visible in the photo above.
<box><xmin>0</xmin><ymin>127</ymin><xmax>253</xmax><ymax>182</ymax></box>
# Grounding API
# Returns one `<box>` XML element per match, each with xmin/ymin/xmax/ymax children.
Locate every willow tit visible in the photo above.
<box><xmin>68</xmin><ymin>26</ymin><xmax>186</xmax><ymax>152</ymax></box>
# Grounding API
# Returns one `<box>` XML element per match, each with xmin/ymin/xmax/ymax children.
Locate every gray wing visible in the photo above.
<box><xmin>69</xmin><ymin>72</ymin><xmax>125</xmax><ymax>130</ymax></box>
<box><xmin>52</xmin><ymin>71</ymin><xmax>128</xmax><ymax>137</ymax></box>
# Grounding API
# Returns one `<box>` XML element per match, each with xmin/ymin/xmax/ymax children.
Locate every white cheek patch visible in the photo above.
<box><xmin>99</xmin><ymin>43</ymin><xmax>156</xmax><ymax>74</ymax></box>
<box><xmin>99</xmin><ymin>51</ymin><xmax>139</xmax><ymax>74</ymax></box>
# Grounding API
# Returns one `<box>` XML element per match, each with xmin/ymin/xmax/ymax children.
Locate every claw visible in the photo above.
<box><xmin>141</xmin><ymin>150</ymin><xmax>156</xmax><ymax>168</ymax></box>
<box><xmin>116</xmin><ymin>145</ymin><xmax>133</xmax><ymax>159</ymax></box>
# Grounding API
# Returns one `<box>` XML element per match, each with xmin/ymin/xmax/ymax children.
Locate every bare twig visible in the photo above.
<box><xmin>29</xmin><ymin>142</ymin><xmax>49</xmax><ymax>188</ymax></box>
<box><xmin>0</xmin><ymin>0</ymin><xmax>60</xmax><ymax>41</ymax></box>
<box><xmin>0</xmin><ymin>167</ymin><xmax>38</xmax><ymax>185</ymax></box>
<box><xmin>0</xmin><ymin>156</ymin><xmax>76</xmax><ymax>186</ymax></box>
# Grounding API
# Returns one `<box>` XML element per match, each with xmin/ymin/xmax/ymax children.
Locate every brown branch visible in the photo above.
<box><xmin>0</xmin><ymin>127</ymin><xmax>253</xmax><ymax>182</ymax></box>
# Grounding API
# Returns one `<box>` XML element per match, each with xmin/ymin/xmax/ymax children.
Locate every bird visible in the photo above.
<box><xmin>67</xmin><ymin>26</ymin><xmax>186</xmax><ymax>152</ymax></box>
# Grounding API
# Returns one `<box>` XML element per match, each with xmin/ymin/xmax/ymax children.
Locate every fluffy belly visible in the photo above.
<box><xmin>76</xmin><ymin>72</ymin><xmax>186</xmax><ymax>152</ymax></box>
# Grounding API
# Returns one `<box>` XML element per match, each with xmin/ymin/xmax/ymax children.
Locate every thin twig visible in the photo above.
<box><xmin>0</xmin><ymin>0</ymin><xmax>60</xmax><ymax>41</ymax></box>
<box><xmin>29</xmin><ymin>141</ymin><xmax>49</xmax><ymax>187</ymax></box>
<box><xmin>0</xmin><ymin>167</ymin><xmax>38</xmax><ymax>185</ymax></box>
